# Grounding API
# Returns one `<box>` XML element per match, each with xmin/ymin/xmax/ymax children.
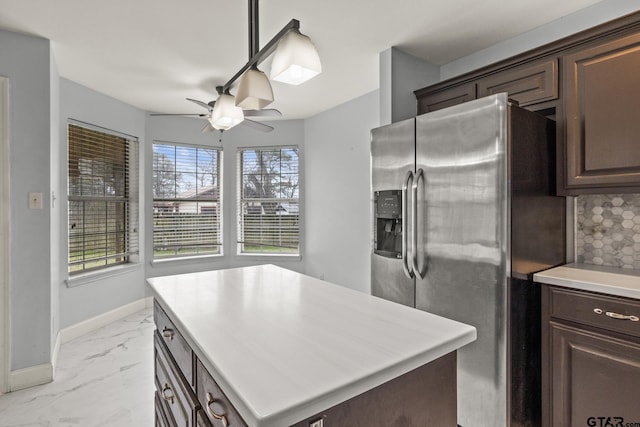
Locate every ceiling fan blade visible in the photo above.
<box><xmin>201</xmin><ymin>122</ymin><xmax>216</xmax><ymax>133</ymax></box>
<box><xmin>243</xmin><ymin>108</ymin><xmax>282</xmax><ymax>117</ymax></box>
<box><xmin>150</xmin><ymin>113</ymin><xmax>209</xmax><ymax>117</ymax></box>
<box><xmin>241</xmin><ymin>119</ymin><xmax>274</xmax><ymax>132</ymax></box>
<box><xmin>186</xmin><ymin>98</ymin><xmax>215</xmax><ymax>110</ymax></box>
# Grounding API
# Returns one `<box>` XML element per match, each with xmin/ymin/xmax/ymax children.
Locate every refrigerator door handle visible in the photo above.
<box><xmin>402</xmin><ymin>170</ymin><xmax>415</xmax><ymax>279</ymax></box>
<box><xmin>412</xmin><ymin>168</ymin><xmax>425</xmax><ymax>279</ymax></box>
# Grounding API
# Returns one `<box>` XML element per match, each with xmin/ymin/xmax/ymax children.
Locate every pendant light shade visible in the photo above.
<box><xmin>235</xmin><ymin>68</ymin><xmax>274</xmax><ymax>110</ymax></box>
<box><xmin>270</xmin><ymin>30</ymin><xmax>321</xmax><ymax>85</ymax></box>
<box><xmin>210</xmin><ymin>94</ymin><xmax>244</xmax><ymax>130</ymax></box>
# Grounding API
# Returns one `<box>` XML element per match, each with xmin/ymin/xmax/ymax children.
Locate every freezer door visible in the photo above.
<box><xmin>371</xmin><ymin>118</ymin><xmax>415</xmax><ymax>307</ymax></box>
<box><xmin>415</xmin><ymin>94</ymin><xmax>509</xmax><ymax>427</ymax></box>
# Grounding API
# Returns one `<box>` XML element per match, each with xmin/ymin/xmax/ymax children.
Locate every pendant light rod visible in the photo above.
<box><xmin>249</xmin><ymin>0</ymin><xmax>259</xmax><ymax>59</ymax></box>
<box><xmin>221</xmin><ymin>18</ymin><xmax>300</xmax><ymax>94</ymax></box>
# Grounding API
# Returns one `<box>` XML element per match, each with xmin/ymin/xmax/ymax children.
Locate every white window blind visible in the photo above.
<box><xmin>237</xmin><ymin>146</ymin><xmax>299</xmax><ymax>254</ymax></box>
<box><xmin>153</xmin><ymin>142</ymin><xmax>222</xmax><ymax>258</ymax></box>
<box><xmin>68</xmin><ymin>123</ymin><xmax>139</xmax><ymax>274</ymax></box>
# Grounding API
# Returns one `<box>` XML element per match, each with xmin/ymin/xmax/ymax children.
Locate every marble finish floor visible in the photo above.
<box><xmin>0</xmin><ymin>307</ymin><xmax>155</xmax><ymax>426</ymax></box>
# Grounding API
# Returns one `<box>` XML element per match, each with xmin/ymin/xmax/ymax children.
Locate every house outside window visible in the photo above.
<box><xmin>237</xmin><ymin>146</ymin><xmax>299</xmax><ymax>255</ymax></box>
<box><xmin>67</xmin><ymin>122</ymin><xmax>139</xmax><ymax>274</ymax></box>
<box><xmin>153</xmin><ymin>142</ymin><xmax>222</xmax><ymax>258</ymax></box>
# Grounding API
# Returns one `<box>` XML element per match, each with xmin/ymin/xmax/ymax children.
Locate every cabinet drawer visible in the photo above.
<box><xmin>548</xmin><ymin>287</ymin><xmax>640</xmax><ymax>338</ymax></box>
<box><xmin>196</xmin><ymin>359</ymin><xmax>247</xmax><ymax>427</ymax></box>
<box><xmin>155</xmin><ymin>301</ymin><xmax>194</xmax><ymax>386</ymax></box>
<box><xmin>155</xmin><ymin>391</ymin><xmax>173</xmax><ymax>427</ymax></box>
<box><xmin>196</xmin><ymin>409</ymin><xmax>213</xmax><ymax>427</ymax></box>
<box><xmin>155</xmin><ymin>333</ymin><xmax>199</xmax><ymax>427</ymax></box>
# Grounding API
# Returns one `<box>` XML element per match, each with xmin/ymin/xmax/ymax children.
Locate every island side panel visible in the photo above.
<box><xmin>290</xmin><ymin>352</ymin><xmax>457</xmax><ymax>427</ymax></box>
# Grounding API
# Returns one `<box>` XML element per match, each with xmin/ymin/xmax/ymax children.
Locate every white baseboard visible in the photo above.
<box><xmin>8</xmin><ymin>296</ymin><xmax>153</xmax><ymax>392</ymax></box>
<box><xmin>9</xmin><ymin>363</ymin><xmax>53</xmax><ymax>392</ymax></box>
<box><xmin>59</xmin><ymin>296</ymin><xmax>153</xmax><ymax>344</ymax></box>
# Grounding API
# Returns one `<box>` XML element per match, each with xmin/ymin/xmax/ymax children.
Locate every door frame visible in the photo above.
<box><xmin>0</xmin><ymin>76</ymin><xmax>10</xmax><ymax>394</ymax></box>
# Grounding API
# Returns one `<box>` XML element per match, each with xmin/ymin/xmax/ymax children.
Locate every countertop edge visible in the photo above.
<box><xmin>534</xmin><ymin>263</ymin><xmax>640</xmax><ymax>300</ymax></box>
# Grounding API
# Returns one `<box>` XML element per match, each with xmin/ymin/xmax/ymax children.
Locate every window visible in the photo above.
<box><xmin>153</xmin><ymin>142</ymin><xmax>222</xmax><ymax>258</ymax></box>
<box><xmin>237</xmin><ymin>146</ymin><xmax>299</xmax><ymax>255</ymax></box>
<box><xmin>67</xmin><ymin>123</ymin><xmax>139</xmax><ymax>274</ymax></box>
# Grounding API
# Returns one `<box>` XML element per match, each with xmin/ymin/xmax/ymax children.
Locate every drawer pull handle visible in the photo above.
<box><xmin>162</xmin><ymin>326</ymin><xmax>175</xmax><ymax>341</ymax></box>
<box><xmin>162</xmin><ymin>383</ymin><xmax>175</xmax><ymax>404</ymax></box>
<box><xmin>206</xmin><ymin>392</ymin><xmax>229</xmax><ymax>427</ymax></box>
<box><xmin>593</xmin><ymin>308</ymin><xmax>639</xmax><ymax>322</ymax></box>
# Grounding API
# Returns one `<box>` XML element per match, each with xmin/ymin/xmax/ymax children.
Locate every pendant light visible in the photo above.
<box><xmin>235</xmin><ymin>0</ymin><xmax>274</xmax><ymax>110</ymax></box>
<box><xmin>270</xmin><ymin>29</ymin><xmax>322</xmax><ymax>86</ymax></box>
<box><xmin>236</xmin><ymin>68</ymin><xmax>274</xmax><ymax>110</ymax></box>
<box><xmin>210</xmin><ymin>93</ymin><xmax>244</xmax><ymax>130</ymax></box>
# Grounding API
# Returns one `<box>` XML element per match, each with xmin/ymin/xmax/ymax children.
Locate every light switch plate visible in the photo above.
<box><xmin>309</xmin><ymin>419</ymin><xmax>323</xmax><ymax>427</ymax></box>
<box><xmin>29</xmin><ymin>192</ymin><xmax>43</xmax><ymax>209</ymax></box>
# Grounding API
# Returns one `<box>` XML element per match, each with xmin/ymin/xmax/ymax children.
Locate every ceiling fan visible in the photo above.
<box><xmin>150</xmin><ymin>94</ymin><xmax>281</xmax><ymax>133</ymax></box>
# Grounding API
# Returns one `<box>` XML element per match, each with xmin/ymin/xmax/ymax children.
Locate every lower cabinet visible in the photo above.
<box><xmin>155</xmin><ymin>333</ymin><xmax>211</xmax><ymax>427</ymax></box>
<box><xmin>542</xmin><ymin>285</ymin><xmax>640</xmax><ymax>427</ymax></box>
<box><xmin>154</xmin><ymin>300</ymin><xmax>214</xmax><ymax>427</ymax></box>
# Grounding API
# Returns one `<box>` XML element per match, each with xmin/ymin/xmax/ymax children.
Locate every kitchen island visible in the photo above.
<box><xmin>147</xmin><ymin>265</ymin><xmax>476</xmax><ymax>427</ymax></box>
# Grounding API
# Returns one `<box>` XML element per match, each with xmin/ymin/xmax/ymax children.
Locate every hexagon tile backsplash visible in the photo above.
<box><xmin>576</xmin><ymin>194</ymin><xmax>640</xmax><ymax>269</ymax></box>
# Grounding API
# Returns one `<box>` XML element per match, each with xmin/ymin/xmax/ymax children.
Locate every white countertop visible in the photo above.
<box><xmin>534</xmin><ymin>263</ymin><xmax>640</xmax><ymax>299</ymax></box>
<box><xmin>147</xmin><ymin>265</ymin><xmax>476</xmax><ymax>427</ymax></box>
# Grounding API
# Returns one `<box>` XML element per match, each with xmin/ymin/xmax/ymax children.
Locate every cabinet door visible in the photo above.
<box><xmin>477</xmin><ymin>58</ymin><xmax>558</xmax><ymax>106</ymax></box>
<box><xmin>416</xmin><ymin>83</ymin><xmax>476</xmax><ymax>114</ymax></box>
<box><xmin>549</xmin><ymin>322</ymin><xmax>640</xmax><ymax>427</ymax></box>
<box><xmin>561</xmin><ymin>33</ymin><xmax>640</xmax><ymax>193</ymax></box>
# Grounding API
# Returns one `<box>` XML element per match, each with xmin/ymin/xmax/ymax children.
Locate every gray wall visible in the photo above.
<box><xmin>379</xmin><ymin>47</ymin><xmax>439</xmax><ymax>125</ymax></box>
<box><xmin>0</xmin><ymin>30</ymin><xmax>52</xmax><ymax>370</ymax></box>
<box><xmin>304</xmin><ymin>90</ymin><xmax>379</xmax><ymax>293</ymax></box>
<box><xmin>145</xmin><ymin>115</ymin><xmax>306</xmax><ymax>278</ymax></box>
<box><xmin>49</xmin><ymin>48</ymin><xmax>60</xmax><ymax>355</ymax></box>
<box><xmin>57</xmin><ymin>78</ymin><xmax>147</xmax><ymax>328</ymax></box>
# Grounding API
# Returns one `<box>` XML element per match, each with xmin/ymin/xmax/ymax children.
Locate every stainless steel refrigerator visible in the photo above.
<box><xmin>371</xmin><ymin>93</ymin><xmax>566</xmax><ymax>427</ymax></box>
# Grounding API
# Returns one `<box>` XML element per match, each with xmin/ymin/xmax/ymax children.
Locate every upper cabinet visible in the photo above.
<box><xmin>415</xmin><ymin>11</ymin><xmax>640</xmax><ymax>195</ymax></box>
<box><xmin>416</xmin><ymin>82</ymin><xmax>476</xmax><ymax>113</ymax></box>
<box><xmin>561</xmin><ymin>33</ymin><xmax>640</xmax><ymax>193</ymax></box>
<box><xmin>477</xmin><ymin>58</ymin><xmax>558</xmax><ymax>107</ymax></box>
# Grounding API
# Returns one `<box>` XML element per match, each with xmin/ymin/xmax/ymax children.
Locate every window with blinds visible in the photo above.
<box><xmin>153</xmin><ymin>142</ymin><xmax>222</xmax><ymax>258</ymax></box>
<box><xmin>237</xmin><ymin>146</ymin><xmax>299</xmax><ymax>255</ymax></box>
<box><xmin>68</xmin><ymin>123</ymin><xmax>139</xmax><ymax>274</ymax></box>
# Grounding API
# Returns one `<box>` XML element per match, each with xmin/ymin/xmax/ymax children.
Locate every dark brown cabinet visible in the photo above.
<box><xmin>477</xmin><ymin>58</ymin><xmax>558</xmax><ymax>107</ymax></box>
<box><xmin>415</xmin><ymin>11</ymin><xmax>640</xmax><ymax>194</ymax></box>
<box><xmin>415</xmin><ymin>59</ymin><xmax>558</xmax><ymax>115</ymax></box>
<box><xmin>560</xmin><ymin>33</ymin><xmax>640</xmax><ymax>193</ymax></box>
<box><xmin>416</xmin><ymin>82</ymin><xmax>476</xmax><ymax>113</ymax></box>
<box><xmin>154</xmin><ymin>302</ymin><xmax>214</xmax><ymax>427</ymax></box>
<box><xmin>542</xmin><ymin>285</ymin><xmax>640</xmax><ymax>427</ymax></box>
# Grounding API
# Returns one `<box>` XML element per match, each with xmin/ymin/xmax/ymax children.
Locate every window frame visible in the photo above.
<box><xmin>236</xmin><ymin>145</ymin><xmax>301</xmax><ymax>258</ymax></box>
<box><xmin>66</xmin><ymin>120</ymin><xmax>139</xmax><ymax>279</ymax></box>
<box><xmin>152</xmin><ymin>140</ymin><xmax>223</xmax><ymax>260</ymax></box>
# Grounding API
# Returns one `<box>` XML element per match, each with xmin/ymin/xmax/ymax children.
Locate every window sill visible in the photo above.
<box><xmin>236</xmin><ymin>253</ymin><xmax>302</xmax><ymax>262</ymax></box>
<box><xmin>150</xmin><ymin>254</ymin><xmax>224</xmax><ymax>267</ymax></box>
<box><xmin>65</xmin><ymin>263</ymin><xmax>141</xmax><ymax>288</ymax></box>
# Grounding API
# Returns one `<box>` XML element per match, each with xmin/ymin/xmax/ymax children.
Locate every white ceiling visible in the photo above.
<box><xmin>0</xmin><ymin>0</ymin><xmax>603</xmax><ymax>119</ymax></box>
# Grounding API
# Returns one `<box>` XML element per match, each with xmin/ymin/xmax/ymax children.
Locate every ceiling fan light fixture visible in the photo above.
<box><xmin>270</xmin><ymin>29</ymin><xmax>321</xmax><ymax>86</ymax></box>
<box><xmin>235</xmin><ymin>68</ymin><xmax>274</xmax><ymax>110</ymax></box>
<box><xmin>210</xmin><ymin>94</ymin><xmax>244</xmax><ymax>130</ymax></box>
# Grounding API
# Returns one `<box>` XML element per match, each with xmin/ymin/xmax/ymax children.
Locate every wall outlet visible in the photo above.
<box><xmin>309</xmin><ymin>419</ymin><xmax>323</xmax><ymax>427</ymax></box>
